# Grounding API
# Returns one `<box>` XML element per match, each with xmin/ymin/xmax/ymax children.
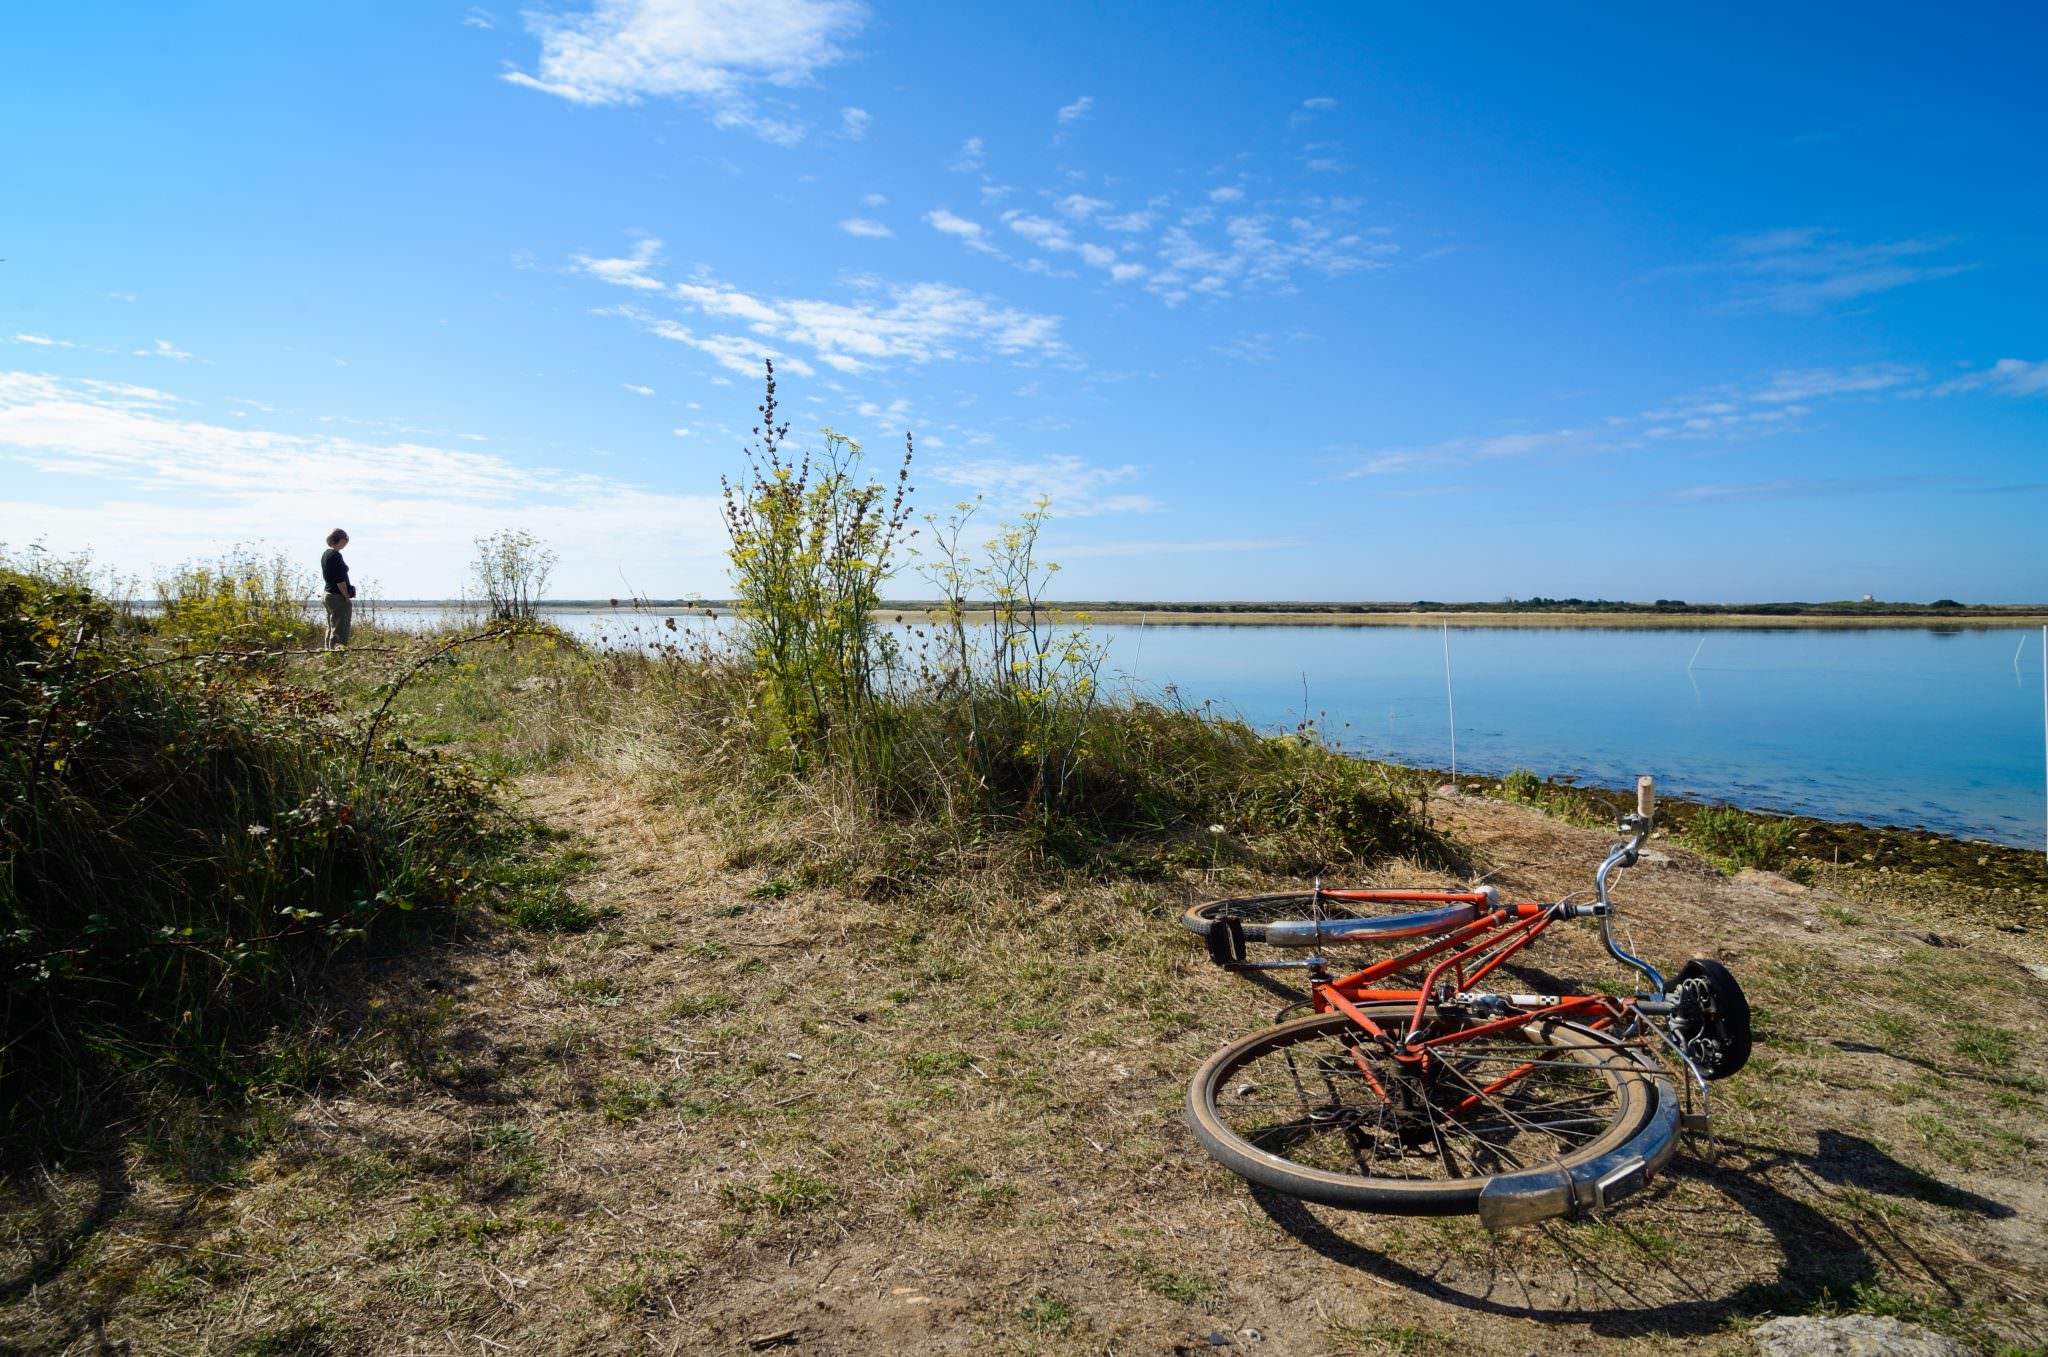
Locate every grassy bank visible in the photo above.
<box><xmin>1464</xmin><ymin>767</ymin><xmax>2048</xmax><ymax>938</ymax></box>
<box><xmin>6</xmin><ymin>604</ymin><xmax>2047</xmax><ymax>1353</ymax></box>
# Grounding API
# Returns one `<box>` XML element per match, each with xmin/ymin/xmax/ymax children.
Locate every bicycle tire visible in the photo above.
<box><xmin>1179</xmin><ymin>892</ymin><xmax>1381</xmax><ymax>942</ymax></box>
<box><xmin>1186</xmin><ymin>1004</ymin><xmax>1663</xmax><ymax>1215</ymax></box>
<box><xmin>1672</xmin><ymin>957</ymin><xmax>1751</xmax><ymax>1080</ymax></box>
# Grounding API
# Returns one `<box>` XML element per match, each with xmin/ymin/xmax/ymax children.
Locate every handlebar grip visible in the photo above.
<box><xmin>1636</xmin><ymin>775</ymin><xmax>1656</xmax><ymax>820</ymax></box>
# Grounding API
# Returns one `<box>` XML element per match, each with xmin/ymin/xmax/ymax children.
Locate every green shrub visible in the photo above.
<box><xmin>721</xmin><ymin>360</ymin><xmax>913</xmax><ymax>773</ymax></box>
<box><xmin>152</xmin><ymin>545</ymin><xmax>315</xmax><ymax>652</ymax></box>
<box><xmin>680</xmin><ymin>365</ymin><xmax>1452</xmax><ymax>876</ymax></box>
<box><xmin>1501</xmin><ymin>768</ymin><xmax>1542</xmax><ymax>802</ymax></box>
<box><xmin>1684</xmin><ymin>805</ymin><xmax>1799</xmax><ymax>872</ymax></box>
<box><xmin>0</xmin><ymin>564</ymin><xmax>513</xmax><ymax>1151</ymax></box>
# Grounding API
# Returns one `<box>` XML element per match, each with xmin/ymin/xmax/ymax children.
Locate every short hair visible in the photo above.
<box><xmin>326</xmin><ymin>528</ymin><xmax>349</xmax><ymax>547</ymax></box>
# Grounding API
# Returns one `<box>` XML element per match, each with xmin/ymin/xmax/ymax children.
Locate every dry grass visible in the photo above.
<box><xmin>5</xmin><ymin>774</ymin><xmax>2046</xmax><ymax>1355</ymax></box>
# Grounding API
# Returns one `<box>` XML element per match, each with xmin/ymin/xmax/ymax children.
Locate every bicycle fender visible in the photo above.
<box><xmin>1474</xmin><ymin>1073</ymin><xmax>1681</xmax><ymax>1230</ymax></box>
<box><xmin>1263</xmin><ymin>901</ymin><xmax>1484</xmax><ymax>948</ymax></box>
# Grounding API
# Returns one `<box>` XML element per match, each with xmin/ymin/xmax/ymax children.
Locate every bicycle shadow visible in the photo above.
<box><xmin>1245</xmin><ymin>1130</ymin><xmax>2003</xmax><ymax>1337</ymax></box>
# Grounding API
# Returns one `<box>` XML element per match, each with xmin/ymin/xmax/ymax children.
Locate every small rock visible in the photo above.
<box><xmin>1435</xmin><ymin>783</ymin><xmax>1461</xmax><ymax>798</ymax></box>
<box><xmin>1751</xmin><ymin>1315</ymin><xmax>1970</xmax><ymax>1357</ymax></box>
<box><xmin>1207</xmin><ymin>1332</ymin><xmax>1233</xmax><ymax>1347</ymax></box>
<box><xmin>1238</xmin><ymin>1329</ymin><xmax>1263</xmax><ymax>1344</ymax></box>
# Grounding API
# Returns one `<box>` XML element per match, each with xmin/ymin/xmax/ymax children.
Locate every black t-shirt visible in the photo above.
<box><xmin>321</xmin><ymin>548</ymin><xmax>351</xmax><ymax>593</ymax></box>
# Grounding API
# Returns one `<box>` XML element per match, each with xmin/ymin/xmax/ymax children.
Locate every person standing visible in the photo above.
<box><xmin>321</xmin><ymin>528</ymin><xmax>355</xmax><ymax>649</ymax></box>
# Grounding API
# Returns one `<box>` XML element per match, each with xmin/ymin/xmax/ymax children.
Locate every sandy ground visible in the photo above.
<box><xmin>4</xmin><ymin>779</ymin><xmax>2045</xmax><ymax>1355</ymax></box>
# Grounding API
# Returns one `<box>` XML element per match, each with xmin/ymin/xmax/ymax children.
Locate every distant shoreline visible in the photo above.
<box><xmin>366</xmin><ymin>601</ymin><xmax>2048</xmax><ymax>630</ymax></box>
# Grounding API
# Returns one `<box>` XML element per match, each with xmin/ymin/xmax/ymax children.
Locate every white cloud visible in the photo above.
<box><xmin>1750</xmin><ymin>363</ymin><xmax>1919</xmax><ymax>403</ymax></box>
<box><xmin>1301</xmin><ymin>97</ymin><xmax>1337</xmax><ymax>110</ymax></box>
<box><xmin>1055</xmin><ymin>536</ymin><xmax>1299</xmax><ymax>560</ymax></box>
<box><xmin>0</xmin><ymin>369</ymin><xmax>728</xmax><ymax>595</ymax></box>
<box><xmin>1147</xmin><ymin>212</ymin><xmax>1395</xmax><ymax>303</ymax></box>
<box><xmin>502</xmin><ymin>0</ymin><xmax>867</xmax><ymax>145</ymax></box>
<box><xmin>925</xmin><ymin>208</ymin><xmax>998</xmax><ymax>255</ymax></box>
<box><xmin>672</xmin><ymin>427</ymin><xmax>691</xmax><ymax>436</ymax></box>
<box><xmin>12</xmin><ymin>334</ymin><xmax>73</xmax><ymax>348</ymax></box>
<box><xmin>1927</xmin><ymin>357</ymin><xmax>2048</xmax><ymax>398</ymax></box>
<box><xmin>573</xmin><ymin>235</ymin><xmax>665</xmax><ymax>290</ymax></box>
<box><xmin>839</xmin><ymin>106</ymin><xmax>870</xmax><ymax>140</ymax></box>
<box><xmin>1055</xmin><ymin>193</ymin><xmax>1111</xmax><ymax>220</ymax></box>
<box><xmin>579</xmin><ymin>248</ymin><xmax>1066</xmax><ymax>375</ymax></box>
<box><xmin>1056</xmin><ymin>95</ymin><xmax>1093</xmax><ymax>126</ymax></box>
<box><xmin>949</xmin><ymin>137</ymin><xmax>985</xmax><ymax>172</ymax></box>
<box><xmin>1098</xmin><ymin>210</ymin><xmax>1155</xmax><ymax>233</ymax></box>
<box><xmin>623</xmin><ymin>383</ymin><xmax>657</xmax><ymax>395</ymax></box>
<box><xmin>1708</xmin><ymin>228</ymin><xmax>1971</xmax><ymax>313</ymax></box>
<box><xmin>134</xmin><ymin>339</ymin><xmax>194</xmax><ymax>361</ymax></box>
<box><xmin>463</xmin><ymin>6</ymin><xmax>496</xmax><ymax>28</ymax></box>
<box><xmin>925</xmin><ymin>452</ymin><xmax>1154</xmax><ymax>517</ymax></box>
<box><xmin>1208</xmin><ymin>186</ymin><xmax>1245</xmax><ymax>204</ymax></box>
<box><xmin>861</xmin><ymin>192</ymin><xmax>887</xmax><ymax>207</ymax></box>
<box><xmin>839</xmin><ymin>217</ymin><xmax>893</xmax><ymax>238</ymax></box>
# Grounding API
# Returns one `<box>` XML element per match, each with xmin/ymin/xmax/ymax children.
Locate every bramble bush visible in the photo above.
<box><xmin>0</xmin><ymin>559</ymin><xmax>516</xmax><ymax>1151</ymax></box>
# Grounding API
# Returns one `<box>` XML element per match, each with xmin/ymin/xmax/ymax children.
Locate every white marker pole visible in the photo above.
<box><xmin>1689</xmin><ymin>636</ymin><xmax>1706</xmax><ymax>672</ymax></box>
<box><xmin>1442</xmin><ymin>621</ymin><xmax>1458</xmax><ymax>780</ymax></box>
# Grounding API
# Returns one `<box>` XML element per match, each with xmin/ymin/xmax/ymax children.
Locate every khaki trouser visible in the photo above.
<box><xmin>324</xmin><ymin>589</ymin><xmax>353</xmax><ymax>649</ymax></box>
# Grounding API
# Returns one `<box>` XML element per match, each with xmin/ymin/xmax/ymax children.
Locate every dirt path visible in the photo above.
<box><xmin>5</xmin><ymin>775</ymin><xmax>2045</xmax><ymax>1355</ymax></box>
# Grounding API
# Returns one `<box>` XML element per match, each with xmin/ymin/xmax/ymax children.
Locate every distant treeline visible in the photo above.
<box><xmin>366</xmin><ymin>597</ymin><xmax>2042</xmax><ymax>618</ymax></box>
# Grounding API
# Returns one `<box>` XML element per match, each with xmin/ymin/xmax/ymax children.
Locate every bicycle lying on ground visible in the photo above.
<box><xmin>1182</xmin><ymin>777</ymin><xmax>1750</xmax><ymax>1228</ymax></box>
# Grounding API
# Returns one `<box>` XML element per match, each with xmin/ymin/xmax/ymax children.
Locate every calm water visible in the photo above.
<box><xmin>376</xmin><ymin>608</ymin><xmax>2047</xmax><ymax>849</ymax></box>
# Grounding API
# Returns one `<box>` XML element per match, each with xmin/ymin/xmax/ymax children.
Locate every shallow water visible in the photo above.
<box><xmin>373</xmin><ymin>608</ymin><xmax>2048</xmax><ymax>849</ymax></box>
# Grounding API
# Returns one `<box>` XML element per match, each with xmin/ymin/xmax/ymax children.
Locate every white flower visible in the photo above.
<box><xmin>247</xmin><ymin>824</ymin><xmax>270</xmax><ymax>837</ymax></box>
<box><xmin>1207</xmin><ymin>824</ymin><xmax>1225</xmax><ymax>835</ymax></box>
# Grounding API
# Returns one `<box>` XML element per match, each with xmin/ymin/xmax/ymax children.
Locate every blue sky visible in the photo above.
<box><xmin>3</xmin><ymin>2</ymin><xmax>2044</xmax><ymax>601</ymax></box>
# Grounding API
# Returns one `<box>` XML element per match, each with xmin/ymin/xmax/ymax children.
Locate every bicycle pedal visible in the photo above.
<box><xmin>1681</xmin><ymin>1112</ymin><xmax>1713</xmax><ymax>1137</ymax></box>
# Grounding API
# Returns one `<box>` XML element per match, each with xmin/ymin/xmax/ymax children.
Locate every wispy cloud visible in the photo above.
<box><xmin>1669</xmin><ymin>475</ymin><xmax>1949</xmax><ymax>504</ymax></box>
<box><xmin>1748</xmin><ymin>363</ymin><xmax>1920</xmax><ymax>403</ymax></box>
<box><xmin>1148</xmin><ymin>212</ymin><xmax>1394</xmax><ymax>303</ymax></box>
<box><xmin>463</xmin><ymin>6</ymin><xmax>496</xmax><ymax>28</ymax></box>
<box><xmin>1705</xmin><ymin>228</ymin><xmax>1971</xmax><ymax>313</ymax></box>
<box><xmin>925</xmin><ymin>208</ymin><xmax>999</xmax><ymax>255</ymax></box>
<box><xmin>573</xmin><ymin>234</ymin><xmax>665</xmax><ymax>290</ymax></box>
<box><xmin>838</xmin><ymin>217</ymin><xmax>893</xmax><ymax>238</ymax></box>
<box><xmin>925</xmin><ymin>452</ymin><xmax>1154</xmax><ymax>516</ymax></box>
<box><xmin>0</xmin><ymin>370</ymin><xmax>727</xmax><ymax>593</ymax></box>
<box><xmin>949</xmin><ymin>137</ymin><xmax>985</xmax><ymax>173</ymax></box>
<box><xmin>622</xmin><ymin>383</ymin><xmax>656</xmax><ymax>395</ymax></box>
<box><xmin>502</xmin><ymin>0</ymin><xmax>866</xmax><ymax>145</ymax></box>
<box><xmin>1056</xmin><ymin>95</ymin><xmax>1093</xmax><ymax>126</ymax></box>
<box><xmin>12</xmin><ymin>333</ymin><xmax>74</xmax><ymax>348</ymax></box>
<box><xmin>1053</xmin><ymin>536</ymin><xmax>1299</xmax><ymax>559</ymax></box>
<box><xmin>1926</xmin><ymin>357</ymin><xmax>2048</xmax><ymax>398</ymax></box>
<box><xmin>573</xmin><ymin>244</ymin><xmax>1066</xmax><ymax>375</ymax></box>
<box><xmin>838</xmin><ymin>105</ymin><xmax>869</xmax><ymax>140</ymax></box>
<box><xmin>134</xmin><ymin>339</ymin><xmax>195</xmax><ymax>361</ymax></box>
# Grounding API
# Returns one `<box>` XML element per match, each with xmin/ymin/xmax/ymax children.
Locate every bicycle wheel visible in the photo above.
<box><xmin>1179</xmin><ymin>892</ymin><xmax>1382</xmax><ymax>942</ymax></box>
<box><xmin>1186</xmin><ymin>1004</ymin><xmax>1663</xmax><ymax>1215</ymax></box>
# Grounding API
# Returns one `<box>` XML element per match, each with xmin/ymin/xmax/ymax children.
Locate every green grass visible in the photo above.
<box><xmin>0</xmin><ymin>560</ymin><xmax>521</xmax><ymax>1156</ymax></box>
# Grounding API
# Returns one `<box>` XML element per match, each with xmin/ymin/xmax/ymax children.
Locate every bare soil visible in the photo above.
<box><xmin>5</xmin><ymin>782</ymin><xmax>2045</xmax><ymax>1355</ymax></box>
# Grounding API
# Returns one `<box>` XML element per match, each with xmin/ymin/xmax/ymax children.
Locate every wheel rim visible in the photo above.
<box><xmin>1198</xmin><ymin>1010</ymin><xmax>1651</xmax><ymax>1194</ymax></box>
